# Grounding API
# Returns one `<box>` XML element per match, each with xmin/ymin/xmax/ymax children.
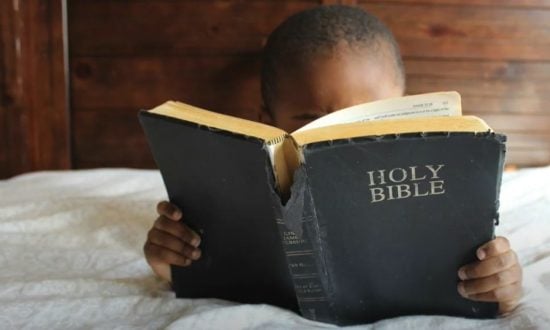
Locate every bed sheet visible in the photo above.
<box><xmin>0</xmin><ymin>167</ymin><xmax>549</xmax><ymax>329</ymax></box>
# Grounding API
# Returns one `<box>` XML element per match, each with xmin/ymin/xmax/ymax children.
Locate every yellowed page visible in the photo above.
<box><xmin>149</xmin><ymin>101</ymin><xmax>287</xmax><ymax>141</ymax></box>
<box><xmin>292</xmin><ymin>116</ymin><xmax>490</xmax><ymax>147</ymax></box>
<box><xmin>294</xmin><ymin>91</ymin><xmax>461</xmax><ymax>133</ymax></box>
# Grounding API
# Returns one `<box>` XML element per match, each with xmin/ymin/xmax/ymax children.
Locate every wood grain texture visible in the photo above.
<box><xmin>70</xmin><ymin>56</ymin><xmax>262</xmax><ymax>119</ymax></box>
<box><xmin>62</xmin><ymin>1</ymin><xmax>550</xmax><ymax>170</ymax></box>
<box><xmin>70</xmin><ymin>57</ymin><xmax>550</xmax><ymax>115</ymax></box>
<box><xmin>361</xmin><ymin>3</ymin><xmax>550</xmax><ymax>60</ymax></box>
<box><xmin>0</xmin><ymin>0</ymin><xmax>70</xmax><ymax>179</ymax></box>
<box><xmin>0</xmin><ymin>0</ymin><xmax>16</xmax><ymax>178</ymax></box>
<box><xmin>68</xmin><ymin>1</ymin><xmax>550</xmax><ymax>60</ymax></box>
<box><xmin>72</xmin><ymin>110</ymin><xmax>156</xmax><ymax>169</ymax></box>
<box><xmin>72</xmin><ymin>109</ymin><xmax>550</xmax><ymax>168</ymax></box>
<box><xmin>68</xmin><ymin>1</ymin><xmax>320</xmax><ymax>56</ymax></box>
<box><xmin>375</xmin><ymin>0</ymin><xmax>550</xmax><ymax>7</ymax></box>
<box><xmin>480</xmin><ymin>114</ymin><xmax>550</xmax><ymax>132</ymax></box>
<box><xmin>3</xmin><ymin>0</ymin><xmax>548</xmax><ymax>176</ymax></box>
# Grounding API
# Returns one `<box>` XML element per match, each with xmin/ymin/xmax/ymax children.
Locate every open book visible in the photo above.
<box><xmin>139</xmin><ymin>92</ymin><xmax>504</xmax><ymax>325</ymax></box>
<box><xmin>146</xmin><ymin>91</ymin><xmax>488</xmax><ymax>197</ymax></box>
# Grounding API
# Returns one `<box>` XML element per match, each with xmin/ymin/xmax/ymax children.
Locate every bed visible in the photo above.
<box><xmin>0</xmin><ymin>167</ymin><xmax>549</xmax><ymax>329</ymax></box>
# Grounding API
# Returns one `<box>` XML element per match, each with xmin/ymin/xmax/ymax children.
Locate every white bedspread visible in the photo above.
<box><xmin>0</xmin><ymin>167</ymin><xmax>549</xmax><ymax>329</ymax></box>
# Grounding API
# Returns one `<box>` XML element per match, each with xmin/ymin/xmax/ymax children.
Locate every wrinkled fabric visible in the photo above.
<box><xmin>0</xmin><ymin>167</ymin><xmax>548</xmax><ymax>330</ymax></box>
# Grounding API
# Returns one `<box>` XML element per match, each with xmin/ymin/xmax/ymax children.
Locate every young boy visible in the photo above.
<box><xmin>144</xmin><ymin>5</ymin><xmax>522</xmax><ymax>315</ymax></box>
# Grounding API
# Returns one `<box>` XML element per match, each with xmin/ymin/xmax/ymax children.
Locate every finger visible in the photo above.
<box><xmin>458</xmin><ymin>250</ymin><xmax>517</xmax><ymax>280</ymax></box>
<box><xmin>148</xmin><ymin>228</ymin><xmax>202</xmax><ymax>260</ymax></box>
<box><xmin>153</xmin><ymin>216</ymin><xmax>201</xmax><ymax>247</ymax></box>
<box><xmin>458</xmin><ymin>264</ymin><xmax>522</xmax><ymax>296</ymax></box>
<box><xmin>476</xmin><ymin>236</ymin><xmax>510</xmax><ymax>260</ymax></box>
<box><xmin>157</xmin><ymin>201</ymin><xmax>182</xmax><ymax>220</ymax></box>
<box><xmin>465</xmin><ymin>281</ymin><xmax>523</xmax><ymax>303</ymax></box>
<box><xmin>499</xmin><ymin>299</ymin><xmax>522</xmax><ymax>315</ymax></box>
<box><xmin>147</xmin><ymin>260</ymin><xmax>172</xmax><ymax>282</ymax></box>
<box><xmin>144</xmin><ymin>241</ymin><xmax>191</xmax><ymax>267</ymax></box>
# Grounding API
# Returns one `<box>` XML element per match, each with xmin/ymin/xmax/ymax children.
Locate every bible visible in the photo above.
<box><xmin>138</xmin><ymin>91</ymin><xmax>504</xmax><ymax>325</ymax></box>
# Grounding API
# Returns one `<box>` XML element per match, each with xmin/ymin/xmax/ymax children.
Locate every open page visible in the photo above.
<box><xmin>294</xmin><ymin>91</ymin><xmax>461</xmax><ymax>133</ymax></box>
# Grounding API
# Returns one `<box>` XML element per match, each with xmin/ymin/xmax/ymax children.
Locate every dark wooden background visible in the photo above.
<box><xmin>1</xmin><ymin>0</ymin><xmax>550</xmax><ymax>179</ymax></box>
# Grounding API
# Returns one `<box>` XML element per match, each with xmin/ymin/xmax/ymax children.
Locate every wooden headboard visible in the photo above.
<box><xmin>1</xmin><ymin>0</ymin><xmax>549</xmax><ymax>178</ymax></box>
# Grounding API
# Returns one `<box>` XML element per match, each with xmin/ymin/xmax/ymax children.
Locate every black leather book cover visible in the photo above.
<box><xmin>140</xmin><ymin>108</ymin><xmax>505</xmax><ymax>325</ymax></box>
<box><xmin>285</xmin><ymin>132</ymin><xmax>505</xmax><ymax>325</ymax></box>
<box><xmin>138</xmin><ymin>111</ymin><xmax>298</xmax><ymax>311</ymax></box>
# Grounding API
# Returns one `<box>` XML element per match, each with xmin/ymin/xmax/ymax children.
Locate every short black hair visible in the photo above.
<box><xmin>261</xmin><ymin>5</ymin><xmax>405</xmax><ymax>113</ymax></box>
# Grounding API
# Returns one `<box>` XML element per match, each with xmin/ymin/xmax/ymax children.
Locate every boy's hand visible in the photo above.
<box><xmin>457</xmin><ymin>236</ymin><xmax>522</xmax><ymax>315</ymax></box>
<box><xmin>144</xmin><ymin>201</ymin><xmax>202</xmax><ymax>282</ymax></box>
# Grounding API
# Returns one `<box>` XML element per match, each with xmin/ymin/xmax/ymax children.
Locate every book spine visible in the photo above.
<box><xmin>276</xmin><ymin>219</ymin><xmax>332</xmax><ymax>322</ymax></box>
<box><xmin>493</xmin><ymin>133</ymin><xmax>507</xmax><ymax>227</ymax></box>
<box><xmin>271</xmin><ymin>160</ymin><xmax>333</xmax><ymax>322</ymax></box>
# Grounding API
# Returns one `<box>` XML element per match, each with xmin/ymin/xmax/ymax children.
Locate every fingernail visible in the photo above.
<box><xmin>458</xmin><ymin>268</ymin><xmax>468</xmax><ymax>280</ymax></box>
<box><xmin>457</xmin><ymin>282</ymin><xmax>467</xmax><ymax>297</ymax></box>
<box><xmin>191</xmin><ymin>237</ymin><xmax>201</xmax><ymax>247</ymax></box>
<box><xmin>173</xmin><ymin>210</ymin><xmax>182</xmax><ymax>219</ymax></box>
<box><xmin>192</xmin><ymin>249</ymin><xmax>201</xmax><ymax>260</ymax></box>
<box><xmin>477</xmin><ymin>249</ymin><xmax>486</xmax><ymax>260</ymax></box>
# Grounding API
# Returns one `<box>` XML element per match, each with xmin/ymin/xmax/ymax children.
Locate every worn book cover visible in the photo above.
<box><xmin>138</xmin><ymin>111</ymin><xmax>298</xmax><ymax>310</ymax></box>
<box><xmin>138</xmin><ymin>92</ymin><xmax>504</xmax><ymax>325</ymax></box>
<box><xmin>279</xmin><ymin>132</ymin><xmax>504</xmax><ymax>324</ymax></box>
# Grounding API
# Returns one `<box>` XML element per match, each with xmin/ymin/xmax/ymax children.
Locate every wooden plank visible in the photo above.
<box><xmin>461</xmin><ymin>96</ymin><xmax>547</xmax><ymax>114</ymax></box>
<box><xmin>0</xmin><ymin>0</ymin><xmax>70</xmax><ymax>179</ymax></box>
<box><xmin>504</xmin><ymin>132</ymin><xmax>550</xmax><ymax>149</ymax></box>
<box><xmin>70</xmin><ymin>56</ymin><xmax>263</xmax><ymax>119</ymax></box>
<box><xmin>0</xmin><ymin>0</ymin><xmax>16</xmax><ymax>178</ymax></box>
<box><xmin>361</xmin><ymin>3</ymin><xmax>550</xmax><ymax>60</ymax></box>
<box><xmin>404</xmin><ymin>59</ymin><xmax>550</xmax><ymax>80</ymax></box>
<box><xmin>407</xmin><ymin>76</ymin><xmax>549</xmax><ymax>100</ymax></box>
<box><xmin>404</xmin><ymin>59</ymin><xmax>550</xmax><ymax>114</ymax></box>
<box><xmin>479</xmin><ymin>113</ymin><xmax>550</xmax><ymax>132</ymax></box>
<box><xmin>72</xmin><ymin>109</ymin><xmax>550</xmax><ymax>169</ymax></box>
<box><xmin>72</xmin><ymin>111</ymin><xmax>156</xmax><ymax>169</ymax></box>
<box><xmin>68</xmin><ymin>1</ymin><xmax>550</xmax><ymax>60</ymax></box>
<box><xmin>505</xmin><ymin>149</ymin><xmax>550</xmax><ymax>167</ymax></box>
<box><xmin>68</xmin><ymin>0</ymin><xmax>320</xmax><ymax>56</ymax></box>
<box><xmin>322</xmin><ymin>0</ymin><xmax>358</xmax><ymax>4</ymax></box>
<box><xmin>70</xmin><ymin>56</ymin><xmax>550</xmax><ymax>116</ymax></box>
<box><xmin>369</xmin><ymin>0</ymin><xmax>550</xmax><ymax>8</ymax></box>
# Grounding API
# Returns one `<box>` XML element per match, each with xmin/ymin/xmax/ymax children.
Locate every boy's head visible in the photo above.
<box><xmin>261</xmin><ymin>5</ymin><xmax>405</xmax><ymax>132</ymax></box>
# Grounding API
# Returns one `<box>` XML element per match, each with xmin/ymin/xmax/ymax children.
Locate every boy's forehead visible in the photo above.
<box><xmin>272</xmin><ymin>45</ymin><xmax>402</xmax><ymax>114</ymax></box>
